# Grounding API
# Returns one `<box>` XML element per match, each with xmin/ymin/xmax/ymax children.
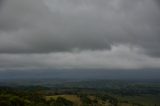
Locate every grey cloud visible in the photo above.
<box><xmin>0</xmin><ymin>45</ymin><xmax>160</xmax><ymax>70</ymax></box>
<box><xmin>155</xmin><ymin>0</ymin><xmax>160</xmax><ymax>5</ymax></box>
<box><xmin>0</xmin><ymin>0</ymin><xmax>4</xmax><ymax>9</ymax></box>
<box><xmin>0</xmin><ymin>0</ymin><xmax>160</xmax><ymax>57</ymax></box>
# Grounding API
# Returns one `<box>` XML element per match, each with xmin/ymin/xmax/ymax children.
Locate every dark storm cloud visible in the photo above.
<box><xmin>0</xmin><ymin>0</ymin><xmax>159</xmax><ymax>56</ymax></box>
<box><xmin>155</xmin><ymin>0</ymin><xmax>160</xmax><ymax>5</ymax></box>
<box><xmin>0</xmin><ymin>45</ymin><xmax>160</xmax><ymax>70</ymax></box>
<box><xmin>0</xmin><ymin>0</ymin><xmax>4</xmax><ymax>8</ymax></box>
<box><xmin>0</xmin><ymin>0</ymin><xmax>160</xmax><ymax>70</ymax></box>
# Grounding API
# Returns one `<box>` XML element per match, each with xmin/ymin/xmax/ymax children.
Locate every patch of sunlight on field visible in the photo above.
<box><xmin>46</xmin><ymin>95</ymin><xmax>82</xmax><ymax>106</ymax></box>
<box><xmin>118</xmin><ymin>103</ymin><xmax>132</xmax><ymax>106</ymax></box>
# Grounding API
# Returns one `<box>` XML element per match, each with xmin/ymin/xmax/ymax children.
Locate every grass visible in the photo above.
<box><xmin>46</xmin><ymin>94</ymin><xmax>160</xmax><ymax>106</ymax></box>
<box><xmin>46</xmin><ymin>95</ymin><xmax>82</xmax><ymax>106</ymax></box>
<box><xmin>117</xmin><ymin>94</ymin><xmax>160</xmax><ymax>106</ymax></box>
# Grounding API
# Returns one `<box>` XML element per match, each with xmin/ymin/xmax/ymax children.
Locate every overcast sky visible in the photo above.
<box><xmin>0</xmin><ymin>0</ymin><xmax>160</xmax><ymax>71</ymax></box>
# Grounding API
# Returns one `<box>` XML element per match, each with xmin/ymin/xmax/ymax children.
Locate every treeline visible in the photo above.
<box><xmin>0</xmin><ymin>93</ymin><xmax>74</xmax><ymax>106</ymax></box>
<box><xmin>0</xmin><ymin>87</ymin><xmax>120</xmax><ymax>106</ymax></box>
<box><xmin>0</xmin><ymin>86</ymin><xmax>159</xmax><ymax>106</ymax></box>
<box><xmin>0</xmin><ymin>87</ymin><xmax>74</xmax><ymax>106</ymax></box>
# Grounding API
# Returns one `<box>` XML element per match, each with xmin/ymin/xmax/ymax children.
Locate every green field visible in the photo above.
<box><xmin>46</xmin><ymin>94</ymin><xmax>160</xmax><ymax>106</ymax></box>
<box><xmin>117</xmin><ymin>94</ymin><xmax>160</xmax><ymax>106</ymax></box>
<box><xmin>0</xmin><ymin>79</ymin><xmax>160</xmax><ymax>106</ymax></box>
<box><xmin>46</xmin><ymin>95</ymin><xmax>82</xmax><ymax>106</ymax></box>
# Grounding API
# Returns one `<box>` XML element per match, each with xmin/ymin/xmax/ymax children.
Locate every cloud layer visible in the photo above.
<box><xmin>0</xmin><ymin>0</ymin><xmax>160</xmax><ymax>70</ymax></box>
<box><xmin>0</xmin><ymin>45</ymin><xmax>160</xmax><ymax>70</ymax></box>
